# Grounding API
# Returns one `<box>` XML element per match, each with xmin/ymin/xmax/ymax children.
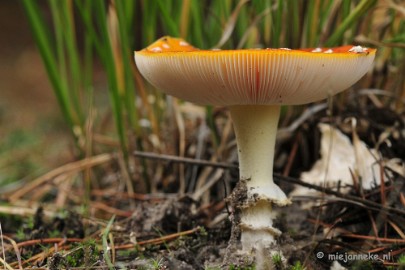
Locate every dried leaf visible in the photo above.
<box><xmin>296</xmin><ymin>124</ymin><xmax>388</xmax><ymax>195</ymax></box>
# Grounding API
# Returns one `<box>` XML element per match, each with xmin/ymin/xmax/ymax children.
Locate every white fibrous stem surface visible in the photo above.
<box><xmin>229</xmin><ymin>105</ymin><xmax>291</xmax><ymax>252</ymax></box>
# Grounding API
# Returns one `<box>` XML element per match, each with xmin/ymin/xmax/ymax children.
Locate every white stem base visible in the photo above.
<box><xmin>229</xmin><ymin>105</ymin><xmax>291</xmax><ymax>252</ymax></box>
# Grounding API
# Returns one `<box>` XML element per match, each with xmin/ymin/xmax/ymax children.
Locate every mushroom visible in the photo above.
<box><xmin>134</xmin><ymin>36</ymin><xmax>376</xmax><ymax>257</ymax></box>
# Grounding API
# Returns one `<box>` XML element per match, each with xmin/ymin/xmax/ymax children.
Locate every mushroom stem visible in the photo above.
<box><xmin>229</xmin><ymin>105</ymin><xmax>290</xmax><ymax>251</ymax></box>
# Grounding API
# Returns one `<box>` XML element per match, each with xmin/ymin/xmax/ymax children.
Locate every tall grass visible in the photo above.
<box><xmin>22</xmin><ymin>0</ymin><xmax>404</xmax><ymax>192</ymax></box>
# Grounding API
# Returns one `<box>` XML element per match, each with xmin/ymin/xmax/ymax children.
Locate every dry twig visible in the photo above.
<box><xmin>114</xmin><ymin>226</ymin><xmax>201</xmax><ymax>249</ymax></box>
<box><xmin>133</xmin><ymin>151</ymin><xmax>405</xmax><ymax>216</ymax></box>
<box><xmin>8</xmin><ymin>153</ymin><xmax>115</xmax><ymax>202</ymax></box>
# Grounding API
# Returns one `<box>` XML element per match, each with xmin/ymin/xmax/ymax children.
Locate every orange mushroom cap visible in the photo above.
<box><xmin>135</xmin><ymin>36</ymin><xmax>376</xmax><ymax>106</ymax></box>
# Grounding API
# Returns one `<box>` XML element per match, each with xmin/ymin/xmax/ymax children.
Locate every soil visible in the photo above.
<box><xmin>5</xmin><ymin>169</ymin><xmax>404</xmax><ymax>269</ymax></box>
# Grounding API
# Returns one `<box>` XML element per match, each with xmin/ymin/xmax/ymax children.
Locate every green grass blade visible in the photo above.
<box><xmin>115</xmin><ymin>0</ymin><xmax>140</xmax><ymax>135</ymax></box>
<box><xmin>317</xmin><ymin>0</ymin><xmax>335</xmax><ymax>44</ymax></box>
<box><xmin>48</xmin><ymin>0</ymin><xmax>84</xmax><ymax>129</ymax></box>
<box><xmin>92</xmin><ymin>1</ymin><xmax>129</xmax><ymax>158</ymax></box>
<box><xmin>60</xmin><ymin>0</ymin><xmax>84</xmax><ymax>125</ymax></box>
<box><xmin>141</xmin><ymin>0</ymin><xmax>158</xmax><ymax>45</ymax></box>
<box><xmin>82</xmin><ymin>1</ymin><xmax>94</xmax><ymax>97</ymax></box>
<box><xmin>325</xmin><ymin>0</ymin><xmax>377</xmax><ymax>46</ymax></box>
<box><xmin>289</xmin><ymin>0</ymin><xmax>300</xmax><ymax>48</ymax></box>
<box><xmin>156</xmin><ymin>0</ymin><xmax>180</xmax><ymax>36</ymax></box>
<box><xmin>102</xmin><ymin>215</ymin><xmax>115</xmax><ymax>269</ymax></box>
<box><xmin>22</xmin><ymin>0</ymin><xmax>76</xmax><ymax>132</ymax></box>
<box><xmin>304</xmin><ymin>0</ymin><xmax>316</xmax><ymax>47</ymax></box>
<box><xmin>49</xmin><ymin>0</ymin><xmax>67</xmax><ymax>84</ymax></box>
<box><xmin>342</xmin><ymin>0</ymin><xmax>352</xmax><ymax>19</ymax></box>
<box><xmin>272</xmin><ymin>0</ymin><xmax>284</xmax><ymax>48</ymax></box>
<box><xmin>189</xmin><ymin>1</ymin><xmax>204</xmax><ymax>47</ymax></box>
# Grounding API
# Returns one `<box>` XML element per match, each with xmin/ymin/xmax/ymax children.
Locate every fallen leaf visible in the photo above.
<box><xmin>294</xmin><ymin>123</ymin><xmax>388</xmax><ymax>195</ymax></box>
